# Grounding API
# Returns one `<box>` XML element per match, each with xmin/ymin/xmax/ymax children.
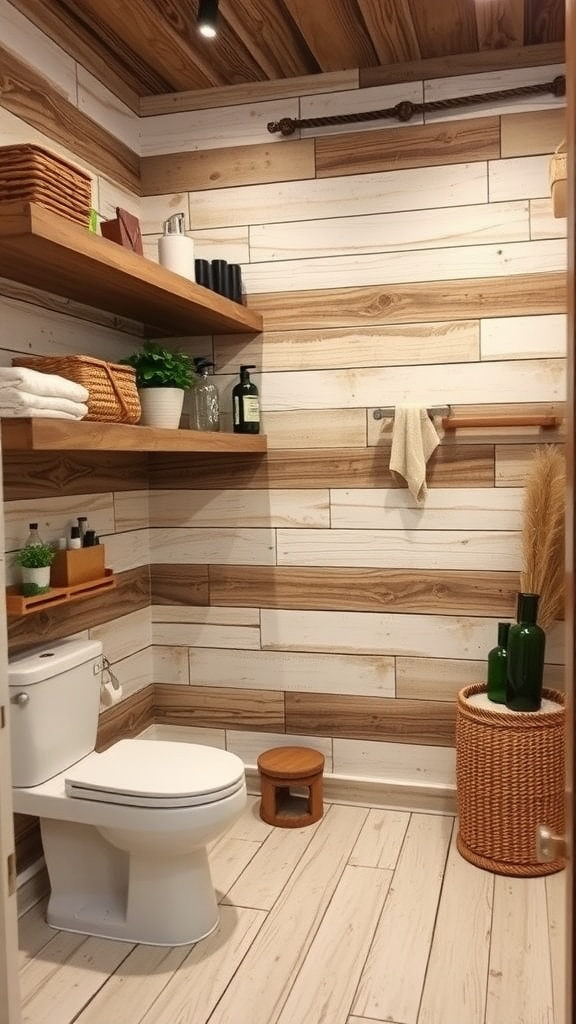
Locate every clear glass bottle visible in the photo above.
<box><xmin>505</xmin><ymin>593</ymin><xmax>546</xmax><ymax>712</ymax></box>
<box><xmin>486</xmin><ymin>621</ymin><xmax>510</xmax><ymax>704</ymax></box>
<box><xmin>25</xmin><ymin>522</ymin><xmax>43</xmax><ymax>547</ymax></box>
<box><xmin>191</xmin><ymin>359</ymin><xmax>220</xmax><ymax>431</ymax></box>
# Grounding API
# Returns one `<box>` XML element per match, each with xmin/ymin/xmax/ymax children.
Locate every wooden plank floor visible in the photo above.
<box><xmin>18</xmin><ymin>798</ymin><xmax>565</xmax><ymax>1024</ymax></box>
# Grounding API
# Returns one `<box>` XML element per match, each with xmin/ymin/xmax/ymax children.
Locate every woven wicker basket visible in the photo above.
<box><xmin>456</xmin><ymin>683</ymin><xmax>565</xmax><ymax>876</ymax></box>
<box><xmin>12</xmin><ymin>355</ymin><xmax>141</xmax><ymax>424</ymax></box>
<box><xmin>0</xmin><ymin>144</ymin><xmax>92</xmax><ymax>227</ymax></box>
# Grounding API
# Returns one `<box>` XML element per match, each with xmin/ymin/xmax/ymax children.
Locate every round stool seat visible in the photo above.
<box><xmin>257</xmin><ymin>746</ymin><xmax>324</xmax><ymax>828</ymax></box>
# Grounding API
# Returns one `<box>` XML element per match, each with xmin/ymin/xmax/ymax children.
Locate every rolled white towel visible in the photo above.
<box><xmin>0</xmin><ymin>407</ymin><xmax>86</xmax><ymax>419</ymax></box>
<box><xmin>1</xmin><ymin>366</ymin><xmax>88</xmax><ymax>403</ymax></box>
<box><xmin>0</xmin><ymin>389</ymin><xmax>88</xmax><ymax>416</ymax></box>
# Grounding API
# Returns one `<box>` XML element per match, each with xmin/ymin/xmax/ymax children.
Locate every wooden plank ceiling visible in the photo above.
<box><xmin>9</xmin><ymin>0</ymin><xmax>566</xmax><ymax>97</ymax></box>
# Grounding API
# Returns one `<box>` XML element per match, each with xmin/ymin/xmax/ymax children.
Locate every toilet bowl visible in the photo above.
<box><xmin>9</xmin><ymin>640</ymin><xmax>247</xmax><ymax>945</ymax></box>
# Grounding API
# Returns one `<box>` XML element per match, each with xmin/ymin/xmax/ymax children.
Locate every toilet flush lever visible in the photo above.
<box><xmin>10</xmin><ymin>692</ymin><xmax>30</xmax><ymax>707</ymax></box>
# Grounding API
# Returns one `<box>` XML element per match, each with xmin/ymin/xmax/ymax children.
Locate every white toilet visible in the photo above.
<box><xmin>9</xmin><ymin>638</ymin><xmax>247</xmax><ymax>946</ymax></box>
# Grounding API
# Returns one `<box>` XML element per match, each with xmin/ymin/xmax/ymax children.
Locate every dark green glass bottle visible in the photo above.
<box><xmin>487</xmin><ymin>621</ymin><xmax>510</xmax><ymax>704</ymax></box>
<box><xmin>505</xmin><ymin>593</ymin><xmax>546</xmax><ymax>712</ymax></box>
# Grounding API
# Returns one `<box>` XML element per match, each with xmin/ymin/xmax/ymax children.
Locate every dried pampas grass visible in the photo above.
<box><xmin>520</xmin><ymin>445</ymin><xmax>565</xmax><ymax>630</ymax></box>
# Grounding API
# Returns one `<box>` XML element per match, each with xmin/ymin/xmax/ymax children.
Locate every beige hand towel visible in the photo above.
<box><xmin>389</xmin><ymin>404</ymin><xmax>440</xmax><ymax>503</ymax></box>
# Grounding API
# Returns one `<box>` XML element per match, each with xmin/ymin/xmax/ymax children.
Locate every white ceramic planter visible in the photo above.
<box><xmin>138</xmin><ymin>388</ymin><xmax>185</xmax><ymax>429</ymax></box>
<box><xmin>21</xmin><ymin>565</ymin><xmax>51</xmax><ymax>597</ymax></box>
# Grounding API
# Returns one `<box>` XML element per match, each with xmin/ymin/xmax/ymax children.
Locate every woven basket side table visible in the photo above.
<box><xmin>456</xmin><ymin>683</ymin><xmax>565</xmax><ymax>877</ymax></box>
<box><xmin>257</xmin><ymin>746</ymin><xmax>324</xmax><ymax>828</ymax></box>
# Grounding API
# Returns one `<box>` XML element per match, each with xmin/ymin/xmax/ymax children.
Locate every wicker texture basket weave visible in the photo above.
<box><xmin>12</xmin><ymin>355</ymin><xmax>140</xmax><ymax>424</ymax></box>
<box><xmin>0</xmin><ymin>145</ymin><xmax>92</xmax><ymax>227</ymax></box>
<box><xmin>456</xmin><ymin>683</ymin><xmax>565</xmax><ymax>876</ymax></box>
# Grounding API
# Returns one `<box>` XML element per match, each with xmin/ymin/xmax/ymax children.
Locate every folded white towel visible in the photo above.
<box><xmin>0</xmin><ymin>366</ymin><xmax>88</xmax><ymax>403</ymax></box>
<box><xmin>389</xmin><ymin>404</ymin><xmax>440</xmax><ymax>504</ymax></box>
<box><xmin>0</xmin><ymin>407</ymin><xmax>86</xmax><ymax>419</ymax></box>
<box><xmin>0</xmin><ymin>389</ymin><xmax>88</xmax><ymax>416</ymax></box>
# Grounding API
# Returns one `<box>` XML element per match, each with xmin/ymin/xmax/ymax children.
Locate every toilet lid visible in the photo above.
<box><xmin>65</xmin><ymin>740</ymin><xmax>246</xmax><ymax>808</ymax></box>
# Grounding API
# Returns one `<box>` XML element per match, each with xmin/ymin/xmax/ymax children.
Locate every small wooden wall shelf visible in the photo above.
<box><xmin>0</xmin><ymin>418</ymin><xmax>267</xmax><ymax>453</ymax></box>
<box><xmin>6</xmin><ymin>570</ymin><xmax>116</xmax><ymax>617</ymax></box>
<box><xmin>442</xmin><ymin>415</ymin><xmax>562</xmax><ymax>430</ymax></box>
<box><xmin>0</xmin><ymin>201</ymin><xmax>263</xmax><ymax>336</ymax></box>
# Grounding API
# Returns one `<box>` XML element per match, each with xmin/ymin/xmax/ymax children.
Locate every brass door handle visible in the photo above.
<box><xmin>537</xmin><ymin>824</ymin><xmax>568</xmax><ymax>862</ymax></box>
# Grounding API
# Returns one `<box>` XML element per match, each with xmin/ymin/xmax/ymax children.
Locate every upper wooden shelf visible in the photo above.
<box><xmin>0</xmin><ymin>202</ymin><xmax>263</xmax><ymax>336</ymax></box>
<box><xmin>0</xmin><ymin>418</ymin><xmax>267</xmax><ymax>454</ymax></box>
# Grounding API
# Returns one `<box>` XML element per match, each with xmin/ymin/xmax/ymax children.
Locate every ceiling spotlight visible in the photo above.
<box><xmin>198</xmin><ymin>0</ymin><xmax>218</xmax><ymax>38</ymax></box>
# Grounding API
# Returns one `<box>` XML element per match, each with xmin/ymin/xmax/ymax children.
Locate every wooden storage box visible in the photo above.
<box><xmin>51</xmin><ymin>546</ymin><xmax>105</xmax><ymax>588</ymax></box>
<box><xmin>0</xmin><ymin>144</ymin><xmax>92</xmax><ymax>226</ymax></box>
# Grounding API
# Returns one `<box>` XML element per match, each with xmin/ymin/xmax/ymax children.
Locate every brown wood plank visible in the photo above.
<box><xmin>2</xmin><ymin>451</ymin><xmax>148</xmax><ymax>501</ymax></box>
<box><xmin>208</xmin><ymin>566</ymin><xmax>518</xmax><ymax>617</ymax></box>
<box><xmin>7</xmin><ymin>566</ymin><xmax>150</xmax><ymax>655</ymax></box>
<box><xmin>141</xmin><ymin>139</ymin><xmax>315</xmax><ymax>195</ymax></box>
<box><xmin>474</xmin><ymin>0</ymin><xmax>524</xmax><ymax>50</ymax></box>
<box><xmin>359</xmin><ymin>41</ymin><xmax>565</xmax><ymax>87</ymax></box>
<box><xmin>357</xmin><ymin>0</ymin><xmax>420</xmax><ymax>63</ymax></box>
<box><xmin>96</xmin><ymin>684</ymin><xmax>155</xmax><ymax>751</ymax></box>
<box><xmin>249</xmin><ymin>273</ymin><xmax>565</xmax><ymax>331</ymax></box>
<box><xmin>0</xmin><ymin>43</ymin><xmax>140</xmax><ymax>195</ymax></box>
<box><xmin>524</xmin><ymin>0</ymin><xmax>565</xmax><ymax>44</ymax></box>
<box><xmin>218</xmin><ymin>0</ymin><xmax>319</xmax><ymax>80</ymax></box>
<box><xmin>407</xmin><ymin>0</ymin><xmax>478</xmax><ymax>58</ymax></box>
<box><xmin>8</xmin><ymin>0</ymin><xmax>142</xmax><ymax>110</ymax></box>
<box><xmin>151</xmin><ymin>564</ymin><xmax>210</xmax><ymax>606</ymax></box>
<box><xmin>282</xmin><ymin>0</ymin><xmax>377</xmax><ymax>71</ymax></box>
<box><xmin>285</xmin><ymin>691</ymin><xmax>456</xmax><ymax>746</ymax></box>
<box><xmin>148</xmin><ymin>444</ymin><xmax>494</xmax><ymax>490</ymax></box>
<box><xmin>500</xmin><ymin>107</ymin><xmax>567</xmax><ymax>158</ymax></box>
<box><xmin>154</xmin><ymin>683</ymin><xmax>285</xmax><ymax>732</ymax></box>
<box><xmin>315</xmin><ymin>115</ymin><xmax>500</xmax><ymax>178</ymax></box>
<box><xmin>13</xmin><ymin>814</ymin><xmax>42</xmax><ymax>874</ymax></box>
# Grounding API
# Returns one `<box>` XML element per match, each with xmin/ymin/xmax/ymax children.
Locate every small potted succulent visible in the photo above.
<box><xmin>121</xmin><ymin>341</ymin><xmax>196</xmax><ymax>428</ymax></box>
<box><xmin>16</xmin><ymin>542</ymin><xmax>56</xmax><ymax>597</ymax></box>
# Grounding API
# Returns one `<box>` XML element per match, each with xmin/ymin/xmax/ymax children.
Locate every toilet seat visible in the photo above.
<box><xmin>65</xmin><ymin>739</ymin><xmax>245</xmax><ymax>809</ymax></box>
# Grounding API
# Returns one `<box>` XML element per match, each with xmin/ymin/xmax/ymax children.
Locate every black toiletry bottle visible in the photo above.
<box><xmin>232</xmin><ymin>364</ymin><xmax>260</xmax><ymax>434</ymax></box>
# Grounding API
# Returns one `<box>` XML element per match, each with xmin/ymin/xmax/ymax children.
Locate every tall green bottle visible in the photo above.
<box><xmin>486</xmin><ymin>621</ymin><xmax>510</xmax><ymax>704</ymax></box>
<box><xmin>505</xmin><ymin>593</ymin><xmax>546</xmax><ymax>712</ymax></box>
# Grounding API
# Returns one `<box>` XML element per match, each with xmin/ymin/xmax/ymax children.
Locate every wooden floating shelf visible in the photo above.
<box><xmin>0</xmin><ymin>201</ymin><xmax>263</xmax><ymax>335</ymax></box>
<box><xmin>0</xmin><ymin>418</ymin><xmax>267</xmax><ymax>453</ymax></box>
<box><xmin>442</xmin><ymin>415</ymin><xmax>563</xmax><ymax>430</ymax></box>
<box><xmin>6</xmin><ymin>570</ymin><xmax>116</xmax><ymax>617</ymax></box>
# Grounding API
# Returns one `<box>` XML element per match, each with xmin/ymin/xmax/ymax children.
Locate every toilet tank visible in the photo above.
<box><xmin>9</xmin><ymin>639</ymin><xmax>103</xmax><ymax>788</ymax></box>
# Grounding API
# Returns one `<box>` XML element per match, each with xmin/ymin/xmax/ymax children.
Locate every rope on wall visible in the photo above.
<box><xmin>267</xmin><ymin>76</ymin><xmax>566</xmax><ymax>136</ymax></box>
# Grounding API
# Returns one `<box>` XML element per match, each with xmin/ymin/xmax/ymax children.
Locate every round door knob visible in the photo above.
<box><xmin>10</xmin><ymin>692</ymin><xmax>30</xmax><ymax>707</ymax></box>
<box><xmin>537</xmin><ymin>824</ymin><xmax>568</xmax><ymax>862</ymax></box>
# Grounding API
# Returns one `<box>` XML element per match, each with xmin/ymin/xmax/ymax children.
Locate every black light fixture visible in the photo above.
<box><xmin>198</xmin><ymin>0</ymin><xmax>219</xmax><ymax>38</ymax></box>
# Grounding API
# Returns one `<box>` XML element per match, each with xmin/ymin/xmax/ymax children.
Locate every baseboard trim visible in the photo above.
<box><xmin>17</xmin><ymin>860</ymin><xmax>49</xmax><ymax>917</ymax></box>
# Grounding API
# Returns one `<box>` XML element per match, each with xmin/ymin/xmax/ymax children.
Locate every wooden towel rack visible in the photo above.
<box><xmin>441</xmin><ymin>415</ymin><xmax>562</xmax><ymax>430</ymax></box>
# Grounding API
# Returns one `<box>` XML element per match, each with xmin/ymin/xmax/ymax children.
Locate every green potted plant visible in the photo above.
<box><xmin>15</xmin><ymin>542</ymin><xmax>56</xmax><ymax>597</ymax></box>
<box><xmin>121</xmin><ymin>341</ymin><xmax>196</xmax><ymax>428</ymax></box>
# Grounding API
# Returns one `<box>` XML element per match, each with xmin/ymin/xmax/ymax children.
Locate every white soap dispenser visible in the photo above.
<box><xmin>157</xmin><ymin>212</ymin><xmax>195</xmax><ymax>281</ymax></box>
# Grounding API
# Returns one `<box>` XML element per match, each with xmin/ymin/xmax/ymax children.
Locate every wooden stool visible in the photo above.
<box><xmin>257</xmin><ymin>746</ymin><xmax>324</xmax><ymax>828</ymax></box>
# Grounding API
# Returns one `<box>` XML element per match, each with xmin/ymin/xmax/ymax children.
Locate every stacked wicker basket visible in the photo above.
<box><xmin>0</xmin><ymin>144</ymin><xmax>92</xmax><ymax>226</ymax></box>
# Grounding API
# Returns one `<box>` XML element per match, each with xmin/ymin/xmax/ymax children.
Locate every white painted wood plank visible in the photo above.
<box><xmin>214</xmin><ymin>320</ymin><xmax>480</xmax><ymax>373</ymax></box>
<box><xmin>189</xmin><ymin>162</ymin><xmax>488</xmax><ymax>230</ymax></box>
<box><xmin>226</xmin><ymin>731</ymin><xmax>333</xmax><ymax>772</ymax></box>
<box><xmin>4</xmin><ymin>492</ymin><xmax>115</xmax><ymax>551</ymax></box>
<box><xmin>73</xmin><ymin>944</ymin><xmax>190</xmax><ymax>1024</ymax></box>
<box><xmin>395</xmin><ymin>656</ymin><xmax>560</xmax><ymax>701</ymax></box>
<box><xmin>489</xmin><ymin>155</ymin><xmax>552</xmax><ymax>202</ymax></box>
<box><xmin>152</xmin><ymin>606</ymin><xmax>260</xmax><ymax>626</ymax></box>
<box><xmin>353</xmin><ymin>814</ymin><xmax>453</xmax><ymax>1024</ymax></box>
<box><xmin>0</xmin><ymin>0</ymin><xmax>76</xmax><ymax>101</ymax></box>
<box><xmin>152</xmin><ymin>645</ymin><xmax>190</xmax><ymax>684</ymax></box>
<box><xmin>152</xmin><ymin>621</ymin><xmax>261</xmax><ymax>650</ymax></box>
<box><xmin>89</xmin><ymin>607</ymin><xmax>151</xmax><ymax>663</ymax></box>
<box><xmin>261</xmin><ymin>608</ymin><xmax>564</xmax><ymax>663</ymax></box>
<box><xmin>98</xmin><ymin>177</ymin><xmax>141</xmax><ymax>222</ymax></box>
<box><xmin>264</xmin><ymin>409</ymin><xmax>367</xmax><ymax>449</ymax></box>
<box><xmin>142</xmin><ymin>229</ymin><xmax>250</xmax><ymax>267</ymax></box>
<box><xmin>112</xmin><ymin>491</ymin><xmax>149</xmax><ymax>531</ymax></box>
<box><xmin>225</xmin><ymin>820</ymin><xmax>322</xmax><ymax>910</ymax></box>
<box><xmin>150</xmin><ymin>527</ymin><xmax>275</xmax><ymax>565</ymax></box>
<box><xmin>100</xmin><ymin>528</ymin><xmax>150</xmax><ymax>572</ymax></box>
<box><xmin>333</xmin><ymin>737</ymin><xmax>456</xmax><ymax>787</ymax></box>
<box><xmin>349</xmin><ymin>809</ymin><xmax>410</xmax><ymax>868</ymax></box>
<box><xmin>141</xmin><ymin>98</ymin><xmax>299</xmax><ymax>155</ymax></box>
<box><xmin>486</xmin><ymin>876</ymin><xmax>554</xmax><ymax>1024</ymax></box>
<box><xmin>247</xmin><ymin>358</ymin><xmax>565</xmax><ymax>409</ymax></box>
<box><xmin>210</xmin><ymin>837</ymin><xmax>261</xmax><ymax>898</ymax></box>
<box><xmin>241</xmin><ymin>239</ymin><xmax>566</xmax><ymax>293</ymax></box>
<box><xmin>250</xmin><ymin>201</ymin><xmax>529</xmax><ymax>262</ymax></box>
<box><xmin>418</xmin><ymin>829</ymin><xmax>493</xmax><ymax>1024</ymax></box>
<box><xmin>330</xmin><ymin>488</ymin><xmax>523</xmax><ymax>530</ymax></box>
<box><xmin>276</xmin><ymin>865</ymin><xmax>392</xmax><ymax>1024</ymax></box>
<box><xmin>140</xmin><ymin>723</ymin><xmax>225</xmax><ymax>747</ymax></box>
<box><xmin>530</xmin><ymin>198</ymin><xmax>568</xmax><ymax>240</ymax></box>
<box><xmin>77</xmin><ymin>67</ymin><xmax>140</xmax><ymax>151</ymax></box>
<box><xmin>276</xmin><ymin>528</ymin><xmax>521</xmax><ymax>572</ymax></box>
<box><xmin>206</xmin><ymin>804</ymin><xmax>368</xmax><ymax>1024</ymax></box>
<box><xmin>148</xmin><ymin>489</ymin><xmax>329</xmax><ymax>528</ymax></box>
<box><xmin>545</xmin><ymin>870</ymin><xmax>567</xmax><ymax>1024</ymax></box>
<box><xmin>480</xmin><ymin>314</ymin><xmax>567</xmax><ymax>360</ymax></box>
<box><xmin>425</xmin><ymin>65</ymin><xmax>566</xmax><ymax>119</ymax></box>
<box><xmin>138</xmin><ymin>906</ymin><xmax>267</xmax><ymax>1024</ymax></box>
<box><xmin>188</xmin><ymin>648</ymin><xmax>395</xmax><ymax>697</ymax></box>
<box><xmin>300</xmin><ymin>80</ymin><xmax>423</xmax><ymax>136</ymax></box>
<box><xmin>104</xmin><ymin>648</ymin><xmax>153</xmax><ymax>703</ymax></box>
